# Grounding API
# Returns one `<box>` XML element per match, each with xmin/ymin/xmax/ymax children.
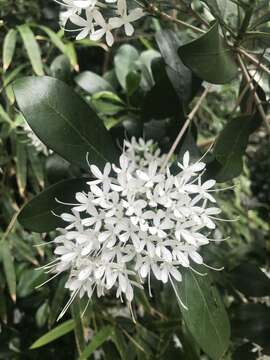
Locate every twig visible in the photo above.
<box><xmin>232</xmin><ymin>54</ymin><xmax>263</xmax><ymax>115</ymax></box>
<box><xmin>238</xmin><ymin>48</ymin><xmax>270</xmax><ymax>76</ymax></box>
<box><xmin>148</xmin><ymin>4</ymin><xmax>205</xmax><ymax>34</ymax></box>
<box><xmin>237</xmin><ymin>54</ymin><xmax>270</xmax><ymax>133</ymax></box>
<box><xmin>161</xmin><ymin>84</ymin><xmax>212</xmax><ymax>169</ymax></box>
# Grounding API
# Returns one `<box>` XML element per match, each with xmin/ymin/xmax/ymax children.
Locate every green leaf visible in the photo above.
<box><xmin>30</xmin><ymin>319</ymin><xmax>75</xmax><ymax>349</ymax></box>
<box><xmin>178</xmin><ymin>22</ymin><xmax>238</xmax><ymax>84</ymax></box>
<box><xmin>71</xmin><ymin>299</ymin><xmax>86</xmax><ymax>355</ymax></box>
<box><xmin>126</xmin><ymin>71</ymin><xmax>141</xmax><ymax>97</ymax></box>
<box><xmin>36</xmin><ymin>25</ymin><xmax>66</xmax><ymax>53</ymax></box>
<box><xmin>18</xmin><ymin>178</ymin><xmax>88</xmax><ymax>232</ymax></box>
<box><xmin>3</xmin><ymin>29</ymin><xmax>17</xmax><ymax>72</ymax></box>
<box><xmin>232</xmin><ymin>304</ymin><xmax>270</xmax><ymax>354</ymax></box>
<box><xmin>156</xmin><ymin>29</ymin><xmax>201</xmax><ymax>102</ymax></box>
<box><xmin>111</xmin><ymin>328</ymin><xmax>129</xmax><ymax>359</ymax></box>
<box><xmin>91</xmin><ymin>91</ymin><xmax>125</xmax><ymax>116</ymax></box>
<box><xmin>114</xmin><ymin>45</ymin><xmax>139</xmax><ymax>90</ymax></box>
<box><xmin>138</xmin><ymin>49</ymin><xmax>161</xmax><ymax>90</ymax></box>
<box><xmin>230</xmin><ymin>263</ymin><xmax>270</xmax><ymax>297</ymax></box>
<box><xmin>75</xmin><ymin>71</ymin><xmax>114</xmax><ymax>95</ymax></box>
<box><xmin>142</xmin><ymin>60</ymin><xmax>181</xmax><ymax>120</ymax></box>
<box><xmin>79</xmin><ymin>326</ymin><xmax>114</xmax><ymax>360</ymax></box>
<box><xmin>49</xmin><ymin>276</ymin><xmax>68</xmax><ymax>327</ymax></box>
<box><xmin>13</xmin><ymin>76</ymin><xmax>119</xmax><ymax>170</ymax></box>
<box><xmin>2</xmin><ymin>242</ymin><xmax>16</xmax><ymax>302</ymax></box>
<box><xmin>211</xmin><ymin>116</ymin><xmax>255</xmax><ymax>181</ymax></box>
<box><xmin>17</xmin><ymin>268</ymin><xmax>47</xmax><ymax>298</ymax></box>
<box><xmin>50</xmin><ymin>55</ymin><xmax>72</xmax><ymax>83</ymax></box>
<box><xmin>176</xmin><ymin>268</ymin><xmax>230</xmax><ymax>360</ymax></box>
<box><xmin>17</xmin><ymin>25</ymin><xmax>44</xmax><ymax>76</ymax></box>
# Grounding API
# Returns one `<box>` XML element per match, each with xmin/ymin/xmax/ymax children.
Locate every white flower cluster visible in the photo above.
<box><xmin>58</xmin><ymin>0</ymin><xmax>145</xmax><ymax>46</ymax></box>
<box><xmin>48</xmin><ymin>138</ymin><xmax>224</xmax><ymax>318</ymax></box>
<box><xmin>22</xmin><ymin>122</ymin><xmax>50</xmax><ymax>156</ymax></box>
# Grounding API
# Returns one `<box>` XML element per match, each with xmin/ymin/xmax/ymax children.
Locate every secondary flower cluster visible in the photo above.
<box><xmin>22</xmin><ymin>122</ymin><xmax>50</xmax><ymax>155</ymax></box>
<box><xmin>48</xmin><ymin>138</ymin><xmax>223</xmax><ymax>318</ymax></box>
<box><xmin>58</xmin><ymin>0</ymin><xmax>144</xmax><ymax>46</ymax></box>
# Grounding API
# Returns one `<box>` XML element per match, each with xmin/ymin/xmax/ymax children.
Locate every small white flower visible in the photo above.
<box><xmin>90</xmin><ymin>10</ymin><xmax>115</xmax><ymax>46</ymax></box>
<box><xmin>109</xmin><ymin>0</ymin><xmax>144</xmax><ymax>36</ymax></box>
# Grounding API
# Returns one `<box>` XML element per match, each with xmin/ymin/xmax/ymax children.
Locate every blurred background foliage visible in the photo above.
<box><xmin>0</xmin><ymin>0</ymin><xmax>270</xmax><ymax>359</ymax></box>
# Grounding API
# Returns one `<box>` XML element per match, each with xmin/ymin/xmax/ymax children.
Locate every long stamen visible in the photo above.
<box><xmin>57</xmin><ymin>289</ymin><xmax>80</xmax><ymax>321</ymax></box>
<box><xmin>35</xmin><ymin>272</ymin><xmax>62</xmax><ymax>289</ymax></box>
<box><xmin>203</xmin><ymin>263</ymin><xmax>224</xmax><ymax>271</ymax></box>
<box><xmin>169</xmin><ymin>276</ymin><xmax>188</xmax><ymax>310</ymax></box>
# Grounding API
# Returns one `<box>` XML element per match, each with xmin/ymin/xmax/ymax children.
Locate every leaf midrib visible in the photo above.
<box><xmin>46</xmin><ymin>98</ymin><xmax>109</xmax><ymax>163</ymax></box>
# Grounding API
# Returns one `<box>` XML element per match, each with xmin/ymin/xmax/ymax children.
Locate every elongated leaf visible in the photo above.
<box><xmin>49</xmin><ymin>276</ymin><xmax>68</xmax><ymax>327</ymax></box>
<box><xmin>75</xmin><ymin>71</ymin><xmax>114</xmax><ymax>94</ymax></box>
<box><xmin>16</xmin><ymin>142</ymin><xmax>27</xmax><ymax>196</ymax></box>
<box><xmin>30</xmin><ymin>319</ymin><xmax>75</xmax><ymax>349</ymax></box>
<box><xmin>18</xmin><ymin>25</ymin><xmax>44</xmax><ymax>76</ymax></box>
<box><xmin>212</xmin><ymin>116</ymin><xmax>255</xmax><ymax>181</ymax></box>
<box><xmin>71</xmin><ymin>299</ymin><xmax>86</xmax><ymax>354</ymax></box>
<box><xmin>18</xmin><ymin>178</ymin><xmax>88</xmax><ymax>232</ymax></box>
<box><xmin>176</xmin><ymin>268</ymin><xmax>230</xmax><ymax>360</ymax></box>
<box><xmin>79</xmin><ymin>326</ymin><xmax>114</xmax><ymax>360</ymax></box>
<box><xmin>3</xmin><ymin>28</ymin><xmax>17</xmax><ymax>72</ymax></box>
<box><xmin>2</xmin><ymin>242</ymin><xmax>16</xmax><ymax>302</ymax></box>
<box><xmin>114</xmin><ymin>45</ymin><xmax>139</xmax><ymax>90</ymax></box>
<box><xmin>178</xmin><ymin>22</ymin><xmax>238</xmax><ymax>84</ymax></box>
<box><xmin>156</xmin><ymin>29</ymin><xmax>201</xmax><ymax>102</ymax></box>
<box><xmin>37</xmin><ymin>25</ymin><xmax>66</xmax><ymax>53</ymax></box>
<box><xmin>13</xmin><ymin>76</ymin><xmax>120</xmax><ymax>169</ymax></box>
<box><xmin>17</xmin><ymin>268</ymin><xmax>47</xmax><ymax>298</ymax></box>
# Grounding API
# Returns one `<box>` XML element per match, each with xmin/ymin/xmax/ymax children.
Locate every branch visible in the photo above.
<box><xmin>161</xmin><ymin>84</ymin><xmax>212</xmax><ymax>169</ymax></box>
<box><xmin>238</xmin><ymin>48</ymin><xmax>270</xmax><ymax>76</ymax></box>
<box><xmin>237</xmin><ymin>54</ymin><xmax>270</xmax><ymax>133</ymax></box>
<box><xmin>147</xmin><ymin>4</ymin><xmax>205</xmax><ymax>34</ymax></box>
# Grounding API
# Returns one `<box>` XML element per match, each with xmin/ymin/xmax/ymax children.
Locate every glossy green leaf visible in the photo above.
<box><xmin>79</xmin><ymin>326</ymin><xmax>114</xmax><ymax>360</ymax></box>
<box><xmin>91</xmin><ymin>91</ymin><xmax>125</xmax><ymax>116</ymax></box>
<box><xmin>114</xmin><ymin>45</ymin><xmax>139</xmax><ymax>90</ymax></box>
<box><xmin>176</xmin><ymin>268</ymin><xmax>230</xmax><ymax>360</ymax></box>
<box><xmin>230</xmin><ymin>263</ymin><xmax>270</xmax><ymax>297</ymax></box>
<box><xmin>13</xmin><ymin>76</ymin><xmax>119</xmax><ymax>169</ymax></box>
<box><xmin>126</xmin><ymin>71</ymin><xmax>141</xmax><ymax>96</ymax></box>
<box><xmin>178</xmin><ymin>22</ymin><xmax>238</xmax><ymax>84</ymax></box>
<box><xmin>138</xmin><ymin>49</ymin><xmax>161</xmax><ymax>90</ymax></box>
<box><xmin>156</xmin><ymin>29</ymin><xmax>201</xmax><ymax>102</ymax></box>
<box><xmin>2</xmin><ymin>242</ymin><xmax>16</xmax><ymax>302</ymax></box>
<box><xmin>18</xmin><ymin>178</ymin><xmax>88</xmax><ymax>232</ymax></box>
<box><xmin>3</xmin><ymin>28</ymin><xmax>17</xmax><ymax>72</ymax></box>
<box><xmin>30</xmin><ymin>319</ymin><xmax>75</xmax><ymax>349</ymax></box>
<box><xmin>212</xmin><ymin>116</ymin><xmax>255</xmax><ymax>181</ymax></box>
<box><xmin>18</xmin><ymin>25</ymin><xmax>44</xmax><ymax>76</ymax></box>
<box><xmin>75</xmin><ymin>71</ymin><xmax>114</xmax><ymax>94</ymax></box>
<box><xmin>50</xmin><ymin>55</ymin><xmax>72</xmax><ymax>83</ymax></box>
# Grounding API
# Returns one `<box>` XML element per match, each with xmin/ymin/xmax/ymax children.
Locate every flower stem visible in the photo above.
<box><xmin>162</xmin><ymin>84</ymin><xmax>212</xmax><ymax>170</ymax></box>
<box><xmin>237</xmin><ymin>54</ymin><xmax>270</xmax><ymax>133</ymax></box>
